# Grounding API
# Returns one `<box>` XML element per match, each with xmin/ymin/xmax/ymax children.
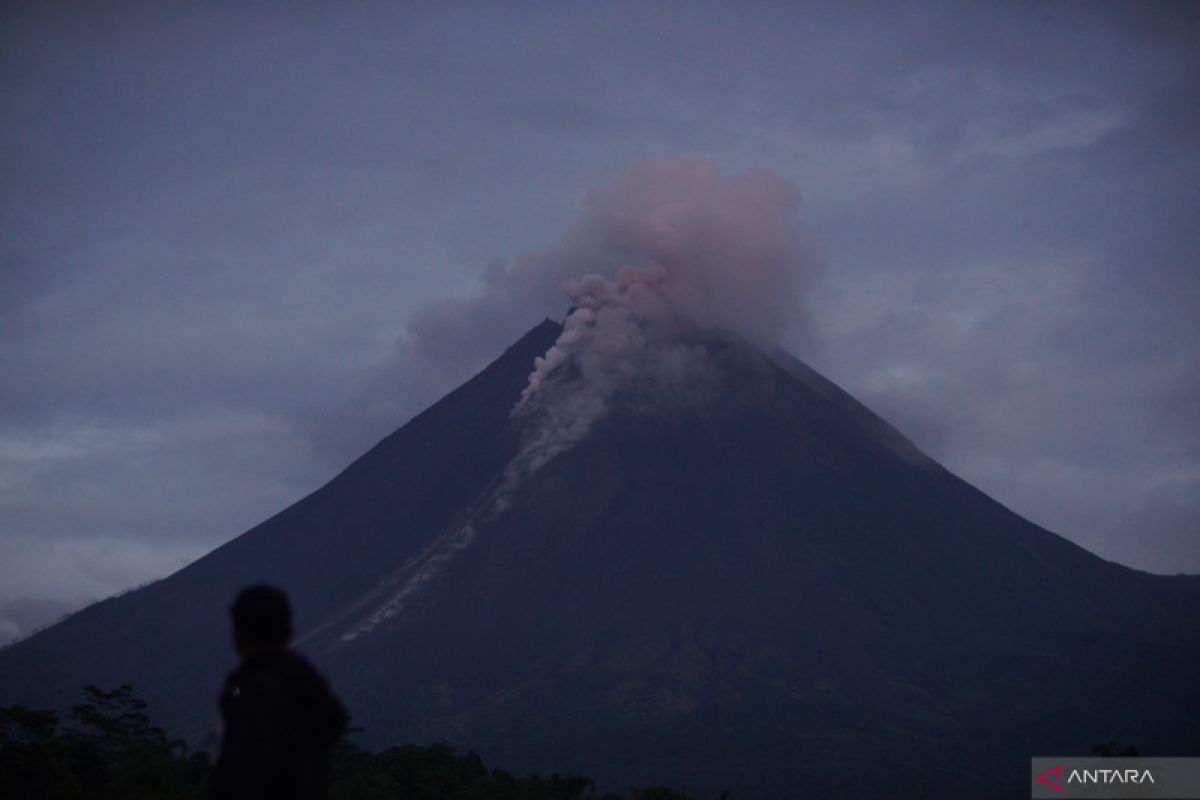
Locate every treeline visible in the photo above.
<box><xmin>0</xmin><ymin>685</ymin><xmax>715</xmax><ymax>799</ymax></box>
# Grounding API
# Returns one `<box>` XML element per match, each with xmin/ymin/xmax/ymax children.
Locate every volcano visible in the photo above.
<box><xmin>1</xmin><ymin>318</ymin><xmax>1197</xmax><ymax>798</ymax></box>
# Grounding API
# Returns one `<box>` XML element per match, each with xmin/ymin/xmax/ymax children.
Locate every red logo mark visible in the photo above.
<box><xmin>1036</xmin><ymin>763</ymin><xmax>1064</xmax><ymax>791</ymax></box>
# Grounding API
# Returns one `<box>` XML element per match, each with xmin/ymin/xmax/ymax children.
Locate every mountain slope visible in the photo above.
<box><xmin>1</xmin><ymin>319</ymin><xmax>1196</xmax><ymax>798</ymax></box>
<box><xmin>0</xmin><ymin>320</ymin><xmax>560</xmax><ymax>734</ymax></box>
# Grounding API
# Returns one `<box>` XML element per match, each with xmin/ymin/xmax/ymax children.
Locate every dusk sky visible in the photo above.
<box><xmin>2</xmin><ymin>1</ymin><xmax>1197</xmax><ymax>644</ymax></box>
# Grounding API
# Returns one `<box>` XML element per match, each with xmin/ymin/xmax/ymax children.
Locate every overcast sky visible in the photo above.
<box><xmin>2</xmin><ymin>1</ymin><xmax>1197</xmax><ymax>644</ymax></box>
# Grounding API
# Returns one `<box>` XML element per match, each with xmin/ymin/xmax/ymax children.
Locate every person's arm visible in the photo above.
<box><xmin>212</xmin><ymin>675</ymin><xmax>284</xmax><ymax>799</ymax></box>
<box><xmin>307</xmin><ymin>669</ymin><xmax>349</xmax><ymax>746</ymax></box>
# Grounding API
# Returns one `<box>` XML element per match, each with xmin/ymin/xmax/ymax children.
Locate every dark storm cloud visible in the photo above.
<box><xmin>1</xmin><ymin>1</ymin><xmax>1197</xmax><ymax>642</ymax></box>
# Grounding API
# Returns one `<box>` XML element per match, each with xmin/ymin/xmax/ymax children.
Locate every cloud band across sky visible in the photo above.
<box><xmin>1</xmin><ymin>1</ymin><xmax>1197</xmax><ymax>643</ymax></box>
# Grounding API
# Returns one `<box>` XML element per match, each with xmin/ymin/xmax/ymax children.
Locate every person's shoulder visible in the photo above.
<box><xmin>279</xmin><ymin>650</ymin><xmax>347</xmax><ymax>727</ymax></box>
<box><xmin>276</xmin><ymin>650</ymin><xmax>337</xmax><ymax>691</ymax></box>
<box><xmin>279</xmin><ymin>649</ymin><xmax>321</xmax><ymax>676</ymax></box>
<box><xmin>280</xmin><ymin>649</ymin><xmax>316</xmax><ymax>668</ymax></box>
<box><xmin>225</xmin><ymin>654</ymin><xmax>273</xmax><ymax>690</ymax></box>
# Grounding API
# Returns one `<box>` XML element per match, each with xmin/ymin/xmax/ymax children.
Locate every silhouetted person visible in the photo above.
<box><xmin>211</xmin><ymin>585</ymin><xmax>348</xmax><ymax>800</ymax></box>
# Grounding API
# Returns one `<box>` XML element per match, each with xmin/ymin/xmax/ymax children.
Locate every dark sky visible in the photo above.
<box><xmin>2</xmin><ymin>1</ymin><xmax>1198</xmax><ymax>643</ymax></box>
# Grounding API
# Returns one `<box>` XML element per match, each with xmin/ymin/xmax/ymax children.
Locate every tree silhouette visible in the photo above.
<box><xmin>2</xmin><ymin>686</ymin><xmax>712</xmax><ymax>799</ymax></box>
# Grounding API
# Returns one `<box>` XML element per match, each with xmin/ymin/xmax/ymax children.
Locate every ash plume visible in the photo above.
<box><xmin>341</xmin><ymin>159</ymin><xmax>815</xmax><ymax>635</ymax></box>
<box><xmin>510</xmin><ymin>157</ymin><xmax>815</xmax><ymax>478</ymax></box>
<box><xmin>403</xmin><ymin>157</ymin><xmax>814</xmax><ymax>367</ymax></box>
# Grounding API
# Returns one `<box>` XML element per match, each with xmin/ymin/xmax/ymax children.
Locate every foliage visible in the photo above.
<box><xmin>1</xmin><ymin>685</ymin><xmax>205</xmax><ymax>799</ymax></box>
<box><xmin>329</xmin><ymin>740</ymin><xmax>599</xmax><ymax>799</ymax></box>
<box><xmin>1</xmin><ymin>686</ymin><xmax>713</xmax><ymax>799</ymax></box>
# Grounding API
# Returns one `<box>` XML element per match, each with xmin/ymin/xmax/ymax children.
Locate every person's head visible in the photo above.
<box><xmin>230</xmin><ymin>584</ymin><xmax>293</xmax><ymax>658</ymax></box>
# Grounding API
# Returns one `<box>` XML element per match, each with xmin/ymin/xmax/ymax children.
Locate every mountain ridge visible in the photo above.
<box><xmin>1</xmin><ymin>317</ymin><xmax>1196</xmax><ymax>798</ymax></box>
